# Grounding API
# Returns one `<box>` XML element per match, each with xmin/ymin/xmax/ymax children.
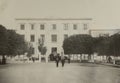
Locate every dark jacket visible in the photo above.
<box><xmin>55</xmin><ymin>55</ymin><xmax>61</xmax><ymax>62</ymax></box>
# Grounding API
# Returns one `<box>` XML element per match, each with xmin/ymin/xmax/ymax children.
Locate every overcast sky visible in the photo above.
<box><xmin>0</xmin><ymin>0</ymin><xmax>120</xmax><ymax>29</ymax></box>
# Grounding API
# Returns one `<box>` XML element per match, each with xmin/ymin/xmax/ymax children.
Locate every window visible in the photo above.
<box><xmin>83</xmin><ymin>23</ymin><xmax>88</xmax><ymax>30</ymax></box>
<box><xmin>31</xmin><ymin>24</ymin><xmax>34</xmax><ymax>30</ymax></box>
<box><xmin>64</xmin><ymin>24</ymin><xmax>68</xmax><ymax>30</ymax></box>
<box><xmin>20</xmin><ymin>24</ymin><xmax>25</xmax><ymax>30</ymax></box>
<box><xmin>40</xmin><ymin>34</ymin><xmax>45</xmax><ymax>43</ymax></box>
<box><xmin>52</xmin><ymin>24</ymin><xmax>56</xmax><ymax>30</ymax></box>
<box><xmin>30</xmin><ymin>35</ymin><xmax>35</xmax><ymax>42</ymax></box>
<box><xmin>73</xmin><ymin>24</ymin><xmax>77</xmax><ymax>30</ymax></box>
<box><xmin>64</xmin><ymin>34</ymin><xmax>68</xmax><ymax>39</ymax></box>
<box><xmin>40</xmin><ymin>24</ymin><xmax>45</xmax><ymax>30</ymax></box>
<box><xmin>51</xmin><ymin>34</ymin><xmax>57</xmax><ymax>42</ymax></box>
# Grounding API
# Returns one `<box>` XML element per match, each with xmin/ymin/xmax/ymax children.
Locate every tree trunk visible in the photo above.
<box><xmin>23</xmin><ymin>54</ymin><xmax>25</xmax><ymax>63</ymax></box>
<box><xmin>45</xmin><ymin>55</ymin><xmax>48</xmax><ymax>63</ymax></box>
<box><xmin>68</xmin><ymin>54</ymin><xmax>71</xmax><ymax>63</ymax></box>
<box><xmin>102</xmin><ymin>56</ymin><xmax>104</xmax><ymax>62</ymax></box>
<box><xmin>84</xmin><ymin>54</ymin><xmax>85</xmax><ymax>60</ymax></box>
<box><xmin>93</xmin><ymin>54</ymin><xmax>95</xmax><ymax>62</ymax></box>
<box><xmin>2</xmin><ymin>55</ymin><xmax>6</xmax><ymax>65</ymax></box>
<box><xmin>113</xmin><ymin>56</ymin><xmax>116</xmax><ymax>64</ymax></box>
<box><xmin>0</xmin><ymin>56</ymin><xmax>2</xmax><ymax>64</ymax></box>
<box><xmin>73</xmin><ymin>54</ymin><xmax>74</xmax><ymax>61</ymax></box>
<box><xmin>106</xmin><ymin>56</ymin><xmax>108</xmax><ymax>63</ymax></box>
<box><xmin>88</xmin><ymin>54</ymin><xmax>91</xmax><ymax>62</ymax></box>
<box><xmin>80</xmin><ymin>54</ymin><xmax>82</xmax><ymax>62</ymax></box>
<box><xmin>18</xmin><ymin>55</ymin><xmax>20</xmax><ymax>61</ymax></box>
<box><xmin>38</xmin><ymin>53</ymin><xmax>41</xmax><ymax>62</ymax></box>
<box><xmin>77</xmin><ymin>54</ymin><xmax>78</xmax><ymax>61</ymax></box>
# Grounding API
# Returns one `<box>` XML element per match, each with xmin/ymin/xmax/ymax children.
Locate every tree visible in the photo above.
<box><xmin>0</xmin><ymin>25</ymin><xmax>8</xmax><ymax>64</ymax></box>
<box><xmin>7</xmin><ymin>30</ymin><xmax>28</xmax><ymax>56</ymax></box>
<box><xmin>27</xmin><ymin>44</ymin><xmax>33</xmax><ymax>58</ymax></box>
<box><xmin>0</xmin><ymin>25</ymin><xmax>29</xmax><ymax>64</ymax></box>
<box><xmin>38</xmin><ymin>38</ymin><xmax>47</xmax><ymax>61</ymax></box>
<box><xmin>63</xmin><ymin>34</ymin><xmax>94</xmax><ymax>61</ymax></box>
<box><xmin>38</xmin><ymin>39</ymin><xmax>47</xmax><ymax>55</ymax></box>
<box><xmin>94</xmin><ymin>36</ymin><xmax>112</xmax><ymax>62</ymax></box>
<box><xmin>93</xmin><ymin>34</ymin><xmax>120</xmax><ymax>63</ymax></box>
<box><xmin>41</xmin><ymin>47</ymin><xmax>47</xmax><ymax>55</ymax></box>
<box><xmin>110</xmin><ymin>34</ymin><xmax>120</xmax><ymax>57</ymax></box>
<box><xmin>94</xmin><ymin>36</ymin><xmax>111</xmax><ymax>56</ymax></box>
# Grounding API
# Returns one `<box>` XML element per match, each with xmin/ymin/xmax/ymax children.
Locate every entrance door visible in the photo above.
<box><xmin>51</xmin><ymin>47</ymin><xmax>57</xmax><ymax>54</ymax></box>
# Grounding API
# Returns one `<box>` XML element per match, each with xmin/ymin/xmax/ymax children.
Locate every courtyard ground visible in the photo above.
<box><xmin>0</xmin><ymin>62</ymin><xmax>120</xmax><ymax>83</ymax></box>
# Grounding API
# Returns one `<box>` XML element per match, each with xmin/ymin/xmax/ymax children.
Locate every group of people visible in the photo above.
<box><xmin>54</xmin><ymin>52</ymin><xmax>65</xmax><ymax>67</ymax></box>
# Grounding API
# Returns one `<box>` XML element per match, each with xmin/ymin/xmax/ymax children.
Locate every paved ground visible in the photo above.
<box><xmin>0</xmin><ymin>62</ymin><xmax>120</xmax><ymax>83</ymax></box>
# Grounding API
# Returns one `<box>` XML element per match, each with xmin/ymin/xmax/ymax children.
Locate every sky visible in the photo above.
<box><xmin>0</xmin><ymin>0</ymin><xmax>120</xmax><ymax>29</ymax></box>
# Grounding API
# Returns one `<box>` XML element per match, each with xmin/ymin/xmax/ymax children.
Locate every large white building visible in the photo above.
<box><xmin>89</xmin><ymin>29</ymin><xmax>120</xmax><ymax>37</ymax></box>
<box><xmin>15</xmin><ymin>18</ymin><xmax>92</xmax><ymax>61</ymax></box>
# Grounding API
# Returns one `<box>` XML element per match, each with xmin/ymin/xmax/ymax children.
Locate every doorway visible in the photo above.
<box><xmin>51</xmin><ymin>47</ymin><xmax>57</xmax><ymax>53</ymax></box>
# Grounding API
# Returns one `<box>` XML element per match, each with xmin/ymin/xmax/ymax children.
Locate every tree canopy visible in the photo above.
<box><xmin>63</xmin><ymin>34</ymin><xmax>94</xmax><ymax>55</ymax></box>
<box><xmin>7</xmin><ymin>30</ymin><xmax>28</xmax><ymax>56</ymax></box>
<box><xmin>63</xmin><ymin>33</ymin><xmax>120</xmax><ymax>58</ymax></box>
<box><xmin>94</xmin><ymin>36</ymin><xmax>111</xmax><ymax>56</ymax></box>
<box><xmin>0</xmin><ymin>25</ymin><xmax>8</xmax><ymax>55</ymax></box>
<box><xmin>0</xmin><ymin>25</ymin><xmax>28</xmax><ymax>56</ymax></box>
<box><xmin>110</xmin><ymin>34</ymin><xmax>120</xmax><ymax>56</ymax></box>
<box><xmin>38</xmin><ymin>38</ymin><xmax>47</xmax><ymax>55</ymax></box>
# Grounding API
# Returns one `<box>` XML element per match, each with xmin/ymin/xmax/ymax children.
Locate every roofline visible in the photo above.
<box><xmin>90</xmin><ymin>29</ymin><xmax>120</xmax><ymax>31</ymax></box>
<box><xmin>15</xmin><ymin>18</ymin><xmax>92</xmax><ymax>21</ymax></box>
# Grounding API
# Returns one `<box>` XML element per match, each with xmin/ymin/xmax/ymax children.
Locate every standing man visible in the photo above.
<box><xmin>55</xmin><ymin>53</ymin><xmax>60</xmax><ymax>67</ymax></box>
<box><xmin>108</xmin><ymin>56</ymin><xmax>112</xmax><ymax>63</ymax></box>
<box><xmin>61</xmin><ymin>52</ymin><xmax>65</xmax><ymax>67</ymax></box>
<box><xmin>32</xmin><ymin>57</ymin><xmax>35</xmax><ymax>63</ymax></box>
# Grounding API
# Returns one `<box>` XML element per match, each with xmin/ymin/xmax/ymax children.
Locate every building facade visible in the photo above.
<box><xmin>89</xmin><ymin>29</ymin><xmax>120</xmax><ymax>37</ymax></box>
<box><xmin>15</xmin><ymin>18</ymin><xmax>92</xmax><ymax>61</ymax></box>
